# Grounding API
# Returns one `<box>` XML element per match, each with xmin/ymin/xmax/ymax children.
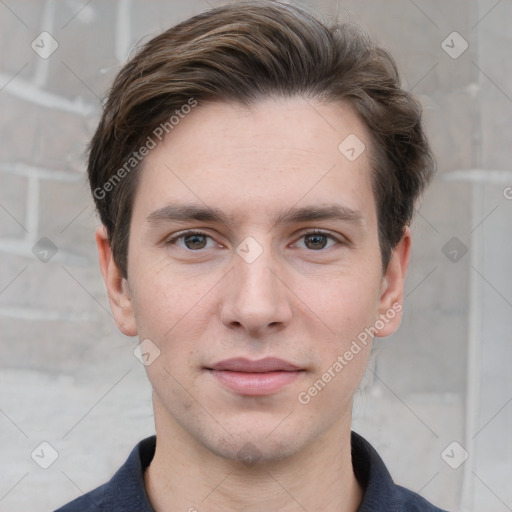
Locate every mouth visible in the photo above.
<box><xmin>205</xmin><ymin>357</ymin><xmax>305</xmax><ymax>396</ymax></box>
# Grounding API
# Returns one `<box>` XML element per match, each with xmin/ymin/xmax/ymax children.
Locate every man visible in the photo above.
<box><xmin>56</xmin><ymin>1</ymin><xmax>448</xmax><ymax>510</ymax></box>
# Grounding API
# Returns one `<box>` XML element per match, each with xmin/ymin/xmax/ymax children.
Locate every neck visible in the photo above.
<box><xmin>144</xmin><ymin>400</ymin><xmax>363</xmax><ymax>512</ymax></box>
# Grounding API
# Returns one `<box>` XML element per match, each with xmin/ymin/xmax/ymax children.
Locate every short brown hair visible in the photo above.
<box><xmin>88</xmin><ymin>0</ymin><xmax>435</xmax><ymax>277</ymax></box>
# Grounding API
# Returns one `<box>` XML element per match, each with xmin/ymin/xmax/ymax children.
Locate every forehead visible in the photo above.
<box><xmin>133</xmin><ymin>96</ymin><xmax>376</xmax><ymax>229</ymax></box>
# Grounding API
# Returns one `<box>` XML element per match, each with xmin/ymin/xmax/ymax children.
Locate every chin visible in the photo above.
<box><xmin>203</xmin><ymin>428</ymin><xmax>305</xmax><ymax>466</ymax></box>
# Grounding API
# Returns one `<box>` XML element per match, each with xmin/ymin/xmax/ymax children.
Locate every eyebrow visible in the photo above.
<box><xmin>146</xmin><ymin>203</ymin><xmax>365</xmax><ymax>228</ymax></box>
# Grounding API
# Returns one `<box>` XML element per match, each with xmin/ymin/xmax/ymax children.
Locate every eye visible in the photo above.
<box><xmin>164</xmin><ymin>229</ymin><xmax>343</xmax><ymax>252</ymax></box>
<box><xmin>295</xmin><ymin>230</ymin><xmax>342</xmax><ymax>250</ymax></box>
<box><xmin>165</xmin><ymin>230</ymin><xmax>217</xmax><ymax>251</ymax></box>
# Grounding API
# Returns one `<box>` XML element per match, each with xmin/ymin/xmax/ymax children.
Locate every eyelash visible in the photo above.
<box><xmin>164</xmin><ymin>229</ymin><xmax>343</xmax><ymax>251</ymax></box>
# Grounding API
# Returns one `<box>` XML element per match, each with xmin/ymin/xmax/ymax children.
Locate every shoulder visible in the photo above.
<box><xmin>54</xmin><ymin>482</ymin><xmax>111</xmax><ymax>512</ymax></box>
<box><xmin>351</xmin><ymin>431</ymin><xmax>452</xmax><ymax>512</ymax></box>
<box><xmin>53</xmin><ymin>436</ymin><xmax>156</xmax><ymax>512</ymax></box>
<box><xmin>395</xmin><ymin>484</ymin><xmax>451</xmax><ymax>512</ymax></box>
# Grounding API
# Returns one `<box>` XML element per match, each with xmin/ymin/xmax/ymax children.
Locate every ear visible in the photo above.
<box><xmin>95</xmin><ymin>225</ymin><xmax>138</xmax><ymax>336</ymax></box>
<box><xmin>374</xmin><ymin>226</ymin><xmax>411</xmax><ymax>338</ymax></box>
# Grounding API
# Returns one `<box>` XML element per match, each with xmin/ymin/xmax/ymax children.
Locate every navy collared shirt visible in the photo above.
<box><xmin>54</xmin><ymin>432</ymin><xmax>450</xmax><ymax>511</ymax></box>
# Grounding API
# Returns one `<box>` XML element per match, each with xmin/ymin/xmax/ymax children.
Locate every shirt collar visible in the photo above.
<box><xmin>351</xmin><ymin>431</ymin><xmax>403</xmax><ymax>511</ymax></box>
<box><xmin>108</xmin><ymin>431</ymin><xmax>404</xmax><ymax>511</ymax></box>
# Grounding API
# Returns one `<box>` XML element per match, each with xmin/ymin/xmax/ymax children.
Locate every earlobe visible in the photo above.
<box><xmin>375</xmin><ymin>226</ymin><xmax>411</xmax><ymax>338</ymax></box>
<box><xmin>95</xmin><ymin>225</ymin><xmax>138</xmax><ymax>336</ymax></box>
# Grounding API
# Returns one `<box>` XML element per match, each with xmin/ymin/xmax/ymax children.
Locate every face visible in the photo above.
<box><xmin>98</xmin><ymin>96</ymin><xmax>410</xmax><ymax>463</ymax></box>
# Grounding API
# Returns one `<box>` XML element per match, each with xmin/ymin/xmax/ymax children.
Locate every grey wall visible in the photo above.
<box><xmin>1</xmin><ymin>1</ymin><xmax>511</xmax><ymax>511</ymax></box>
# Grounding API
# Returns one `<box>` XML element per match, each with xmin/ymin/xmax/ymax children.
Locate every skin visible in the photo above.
<box><xmin>96</xmin><ymin>96</ymin><xmax>411</xmax><ymax>512</ymax></box>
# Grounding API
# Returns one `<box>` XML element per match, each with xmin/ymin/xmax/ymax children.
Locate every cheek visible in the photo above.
<box><xmin>303</xmin><ymin>269</ymin><xmax>382</xmax><ymax>336</ymax></box>
<box><xmin>129</xmin><ymin>260</ymin><xmax>208</xmax><ymax>341</ymax></box>
<box><xmin>297</xmin><ymin>269</ymin><xmax>381</xmax><ymax>392</ymax></box>
<box><xmin>129</xmin><ymin>271</ymin><xmax>217</xmax><ymax>397</ymax></box>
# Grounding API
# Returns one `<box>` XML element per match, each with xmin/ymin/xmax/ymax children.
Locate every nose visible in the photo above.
<box><xmin>220</xmin><ymin>239</ymin><xmax>293</xmax><ymax>336</ymax></box>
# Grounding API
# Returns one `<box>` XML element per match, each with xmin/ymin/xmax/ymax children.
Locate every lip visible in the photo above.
<box><xmin>208</xmin><ymin>357</ymin><xmax>302</xmax><ymax>372</ymax></box>
<box><xmin>206</xmin><ymin>357</ymin><xmax>305</xmax><ymax>396</ymax></box>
